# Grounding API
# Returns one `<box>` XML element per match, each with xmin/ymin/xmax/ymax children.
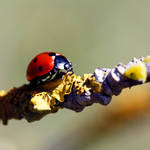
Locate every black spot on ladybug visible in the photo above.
<box><xmin>33</xmin><ymin>57</ymin><xmax>37</xmax><ymax>63</ymax></box>
<box><xmin>39</xmin><ymin>66</ymin><xmax>43</xmax><ymax>72</ymax></box>
<box><xmin>48</xmin><ymin>52</ymin><xmax>56</xmax><ymax>56</ymax></box>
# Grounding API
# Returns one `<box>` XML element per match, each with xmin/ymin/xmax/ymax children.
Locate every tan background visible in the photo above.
<box><xmin>0</xmin><ymin>0</ymin><xmax>150</xmax><ymax>150</ymax></box>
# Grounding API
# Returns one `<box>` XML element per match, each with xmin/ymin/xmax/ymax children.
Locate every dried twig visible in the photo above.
<box><xmin>0</xmin><ymin>56</ymin><xmax>150</xmax><ymax>125</ymax></box>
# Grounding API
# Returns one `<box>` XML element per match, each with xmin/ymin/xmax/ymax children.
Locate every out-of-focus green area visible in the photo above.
<box><xmin>0</xmin><ymin>0</ymin><xmax>150</xmax><ymax>150</ymax></box>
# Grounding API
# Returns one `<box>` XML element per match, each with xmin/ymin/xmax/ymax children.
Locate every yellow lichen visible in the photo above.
<box><xmin>31</xmin><ymin>72</ymin><xmax>101</xmax><ymax>111</ymax></box>
<box><xmin>74</xmin><ymin>74</ymin><xmax>101</xmax><ymax>94</ymax></box>
<box><xmin>0</xmin><ymin>90</ymin><xmax>7</xmax><ymax>97</ymax></box>
<box><xmin>143</xmin><ymin>56</ymin><xmax>150</xmax><ymax>63</ymax></box>
<box><xmin>51</xmin><ymin>73</ymin><xmax>74</xmax><ymax>102</ymax></box>
<box><xmin>86</xmin><ymin>76</ymin><xmax>101</xmax><ymax>93</ymax></box>
<box><xmin>75</xmin><ymin>74</ymin><xmax>91</xmax><ymax>94</ymax></box>
<box><xmin>51</xmin><ymin>73</ymin><xmax>101</xmax><ymax>101</ymax></box>
<box><xmin>124</xmin><ymin>62</ymin><xmax>147</xmax><ymax>83</ymax></box>
<box><xmin>31</xmin><ymin>92</ymin><xmax>52</xmax><ymax>111</ymax></box>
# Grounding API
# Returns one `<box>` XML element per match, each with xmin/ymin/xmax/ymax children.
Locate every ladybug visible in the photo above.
<box><xmin>26</xmin><ymin>52</ymin><xmax>73</xmax><ymax>84</ymax></box>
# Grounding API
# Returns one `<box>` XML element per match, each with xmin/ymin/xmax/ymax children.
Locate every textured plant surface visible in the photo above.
<box><xmin>0</xmin><ymin>56</ymin><xmax>150</xmax><ymax>125</ymax></box>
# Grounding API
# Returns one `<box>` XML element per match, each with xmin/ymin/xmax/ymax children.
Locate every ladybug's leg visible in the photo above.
<box><xmin>40</xmin><ymin>72</ymin><xmax>52</xmax><ymax>83</ymax></box>
<box><xmin>49</xmin><ymin>68</ymin><xmax>59</xmax><ymax>80</ymax></box>
<box><xmin>48</xmin><ymin>68</ymin><xmax>64</xmax><ymax>81</ymax></box>
<box><xmin>40</xmin><ymin>69</ymin><xmax>58</xmax><ymax>83</ymax></box>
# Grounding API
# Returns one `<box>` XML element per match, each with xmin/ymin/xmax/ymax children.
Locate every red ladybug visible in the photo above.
<box><xmin>26</xmin><ymin>52</ymin><xmax>73</xmax><ymax>84</ymax></box>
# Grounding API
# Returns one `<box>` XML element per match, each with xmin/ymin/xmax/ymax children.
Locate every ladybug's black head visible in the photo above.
<box><xmin>64</xmin><ymin>62</ymin><xmax>72</xmax><ymax>72</ymax></box>
<box><xmin>54</xmin><ymin>55</ymin><xmax>73</xmax><ymax>73</ymax></box>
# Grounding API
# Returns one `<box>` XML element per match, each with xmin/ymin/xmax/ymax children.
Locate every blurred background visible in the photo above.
<box><xmin>0</xmin><ymin>0</ymin><xmax>150</xmax><ymax>149</ymax></box>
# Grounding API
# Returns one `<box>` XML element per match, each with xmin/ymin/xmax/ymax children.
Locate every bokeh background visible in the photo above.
<box><xmin>0</xmin><ymin>0</ymin><xmax>150</xmax><ymax>150</ymax></box>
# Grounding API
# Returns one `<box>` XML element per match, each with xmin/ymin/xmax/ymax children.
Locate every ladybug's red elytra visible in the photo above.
<box><xmin>26</xmin><ymin>52</ymin><xmax>73</xmax><ymax>84</ymax></box>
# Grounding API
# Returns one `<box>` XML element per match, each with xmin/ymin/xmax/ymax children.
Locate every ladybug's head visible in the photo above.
<box><xmin>54</xmin><ymin>55</ymin><xmax>73</xmax><ymax>74</ymax></box>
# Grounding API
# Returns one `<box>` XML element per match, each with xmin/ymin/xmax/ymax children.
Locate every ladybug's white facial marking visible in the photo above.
<box><xmin>64</xmin><ymin>62</ymin><xmax>73</xmax><ymax>72</ymax></box>
<box><xmin>57</xmin><ymin>63</ymin><xmax>65</xmax><ymax>70</ymax></box>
